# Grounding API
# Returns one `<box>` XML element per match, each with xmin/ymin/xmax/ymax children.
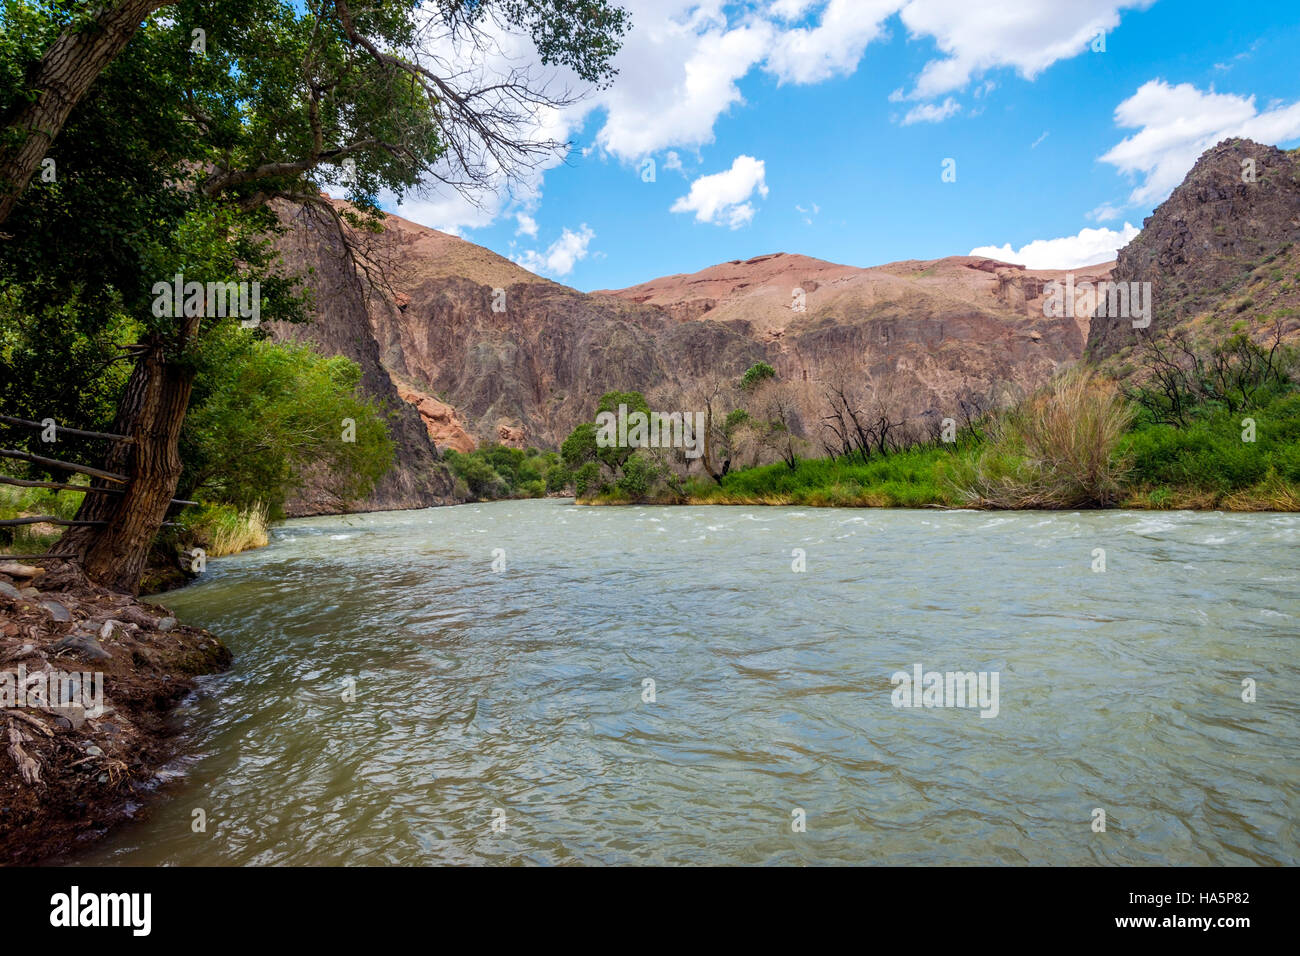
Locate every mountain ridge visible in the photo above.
<box><xmin>274</xmin><ymin>138</ymin><xmax>1300</xmax><ymax>514</ymax></box>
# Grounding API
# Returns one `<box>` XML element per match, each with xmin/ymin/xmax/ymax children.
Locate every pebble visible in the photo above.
<box><xmin>52</xmin><ymin>632</ymin><xmax>112</xmax><ymax>661</ymax></box>
<box><xmin>0</xmin><ymin>581</ymin><xmax>21</xmax><ymax>600</ymax></box>
<box><xmin>157</xmin><ymin>616</ymin><xmax>178</xmax><ymax>632</ymax></box>
<box><xmin>41</xmin><ymin>600</ymin><xmax>72</xmax><ymax>622</ymax></box>
<box><xmin>49</xmin><ymin>704</ymin><xmax>87</xmax><ymax>731</ymax></box>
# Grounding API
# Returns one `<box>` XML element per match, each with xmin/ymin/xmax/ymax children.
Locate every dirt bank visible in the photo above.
<box><xmin>0</xmin><ymin>559</ymin><xmax>231</xmax><ymax>865</ymax></box>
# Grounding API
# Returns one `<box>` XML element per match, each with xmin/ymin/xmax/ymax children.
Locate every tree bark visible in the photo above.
<box><xmin>61</xmin><ymin>331</ymin><xmax>195</xmax><ymax>594</ymax></box>
<box><xmin>0</xmin><ymin>0</ymin><xmax>171</xmax><ymax>227</ymax></box>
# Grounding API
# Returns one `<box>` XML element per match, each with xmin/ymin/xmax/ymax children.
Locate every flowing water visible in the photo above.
<box><xmin>78</xmin><ymin>500</ymin><xmax>1299</xmax><ymax>865</ymax></box>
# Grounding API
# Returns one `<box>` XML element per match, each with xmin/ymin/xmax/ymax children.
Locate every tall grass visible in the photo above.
<box><xmin>950</xmin><ymin>369</ymin><xmax>1135</xmax><ymax>508</ymax></box>
<box><xmin>178</xmin><ymin>502</ymin><xmax>270</xmax><ymax>557</ymax></box>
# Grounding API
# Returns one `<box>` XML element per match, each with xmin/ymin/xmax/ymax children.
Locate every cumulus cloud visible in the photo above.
<box><xmin>671</xmin><ymin>155</ymin><xmax>769</xmax><ymax>228</ymax></box>
<box><xmin>513</xmin><ymin>225</ymin><xmax>596</xmax><ymax>277</ymax></box>
<box><xmin>1100</xmin><ymin>79</ymin><xmax>1300</xmax><ymax>206</ymax></box>
<box><xmin>901</xmin><ymin>97</ymin><xmax>960</xmax><ymax>125</ymax></box>
<box><xmin>970</xmin><ymin>223</ymin><xmax>1140</xmax><ymax>269</ymax></box>
<box><xmin>515</xmin><ymin>213</ymin><xmax>539</xmax><ymax>238</ymax></box>
<box><xmin>592</xmin><ymin>3</ymin><xmax>774</xmax><ymax>160</ymax></box>
<box><xmin>900</xmin><ymin>0</ymin><xmax>1152</xmax><ymax>99</ymax></box>
<box><xmin>764</xmin><ymin>0</ymin><xmax>896</xmax><ymax>86</ymax></box>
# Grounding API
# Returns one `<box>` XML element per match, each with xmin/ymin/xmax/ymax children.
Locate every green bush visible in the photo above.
<box><xmin>1122</xmin><ymin>391</ymin><xmax>1300</xmax><ymax>491</ymax></box>
<box><xmin>445</xmin><ymin>444</ymin><xmax>567</xmax><ymax>500</ymax></box>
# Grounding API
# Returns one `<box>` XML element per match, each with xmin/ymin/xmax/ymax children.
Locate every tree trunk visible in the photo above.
<box><xmin>0</xmin><ymin>0</ymin><xmax>170</xmax><ymax>227</ymax></box>
<box><xmin>62</xmin><ymin>334</ymin><xmax>194</xmax><ymax>594</ymax></box>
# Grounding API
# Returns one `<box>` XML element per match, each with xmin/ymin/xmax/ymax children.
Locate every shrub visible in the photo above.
<box><xmin>953</xmin><ymin>369</ymin><xmax>1134</xmax><ymax>508</ymax></box>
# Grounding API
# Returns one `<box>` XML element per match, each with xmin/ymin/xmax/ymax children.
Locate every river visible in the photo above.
<box><xmin>77</xmin><ymin>500</ymin><xmax>1299</xmax><ymax>865</ymax></box>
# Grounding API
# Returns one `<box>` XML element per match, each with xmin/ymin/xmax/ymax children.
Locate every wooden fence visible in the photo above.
<box><xmin>0</xmin><ymin>414</ymin><xmax>195</xmax><ymax>561</ymax></box>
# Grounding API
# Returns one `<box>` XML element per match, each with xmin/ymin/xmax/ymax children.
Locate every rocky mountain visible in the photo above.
<box><xmin>1087</xmin><ymin>139</ymin><xmax>1300</xmax><ymax>359</ymax></box>
<box><xmin>358</xmin><ymin>209</ymin><xmax>1107</xmax><ymax>450</ymax></box>
<box><xmin>268</xmin><ymin>138</ymin><xmax>1300</xmax><ymax>515</ymax></box>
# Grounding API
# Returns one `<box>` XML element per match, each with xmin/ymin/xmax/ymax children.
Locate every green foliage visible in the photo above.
<box><xmin>616</xmin><ymin>454</ymin><xmax>657</xmax><ymax>497</ymax></box>
<box><xmin>443</xmin><ymin>444</ymin><xmax>565</xmax><ymax>501</ymax></box>
<box><xmin>692</xmin><ymin>447</ymin><xmax>953</xmax><ymax>507</ymax></box>
<box><xmin>177</xmin><ymin>339</ymin><xmax>394</xmax><ymax>516</ymax></box>
<box><xmin>951</xmin><ymin>370</ymin><xmax>1135</xmax><ymax>508</ymax></box>
<box><xmin>1121</xmin><ymin>391</ymin><xmax>1300</xmax><ymax>492</ymax></box>
<box><xmin>167</xmin><ymin>501</ymin><xmax>269</xmax><ymax>558</ymax></box>
<box><xmin>0</xmin><ymin>479</ymin><xmax>86</xmax><ymax>553</ymax></box>
<box><xmin>572</xmin><ymin>461</ymin><xmax>603</xmax><ymax>497</ymax></box>
<box><xmin>739</xmin><ymin>361</ymin><xmax>776</xmax><ymax>391</ymax></box>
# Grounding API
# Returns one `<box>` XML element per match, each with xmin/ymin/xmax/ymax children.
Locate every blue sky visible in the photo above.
<box><xmin>390</xmin><ymin>0</ymin><xmax>1300</xmax><ymax>292</ymax></box>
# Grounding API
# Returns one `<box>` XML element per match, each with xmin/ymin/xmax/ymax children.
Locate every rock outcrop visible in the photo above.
<box><xmin>357</xmin><ymin>215</ymin><xmax>1105</xmax><ymax>448</ymax></box>
<box><xmin>269</xmin><ymin>202</ymin><xmax>457</xmax><ymax>516</ymax></box>
<box><xmin>394</xmin><ymin>382</ymin><xmax>476</xmax><ymax>453</ymax></box>
<box><xmin>1087</xmin><ymin>139</ymin><xmax>1300</xmax><ymax>358</ymax></box>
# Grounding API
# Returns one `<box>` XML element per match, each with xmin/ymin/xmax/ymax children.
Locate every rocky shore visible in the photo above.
<box><xmin>0</xmin><ymin>560</ymin><xmax>231</xmax><ymax>865</ymax></box>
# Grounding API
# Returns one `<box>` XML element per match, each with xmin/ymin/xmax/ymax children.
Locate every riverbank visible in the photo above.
<box><xmin>577</xmin><ymin>452</ymin><xmax>1300</xmax><ymax>511</ymax></box>
<box><xmin>0</xmin><ymin>560</ymin><xmax>231</xmax><ymax>864</ymax></box>
<box><xmin>575</xmin><ymin>381</ymin><xmax>1300</xmax><ymax>512</ymax></box>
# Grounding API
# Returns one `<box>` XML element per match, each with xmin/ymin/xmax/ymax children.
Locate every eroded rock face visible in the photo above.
<box><xmin>394</xmin><ymin>382</ymin><xmax>476</xmax><ymax>453</ymax></box>
<box><xmin>358</xmin><ymin>220</ymin><xmax>1103</xmax><ymax>448</ymax></box>
<box><xmin>272</xmin><ymin>198</ymin><xmax>1118</xmax><ymax>464</ymax></box>
<box><xmin>1087</xmin><ymin>139</ymin><xmax>1300</xmax><ymax>358</ymax></box>
<box><xmin>269</xmin><ymin>202</ymin><xmax>457</xmax><ymax>515</ymax></box>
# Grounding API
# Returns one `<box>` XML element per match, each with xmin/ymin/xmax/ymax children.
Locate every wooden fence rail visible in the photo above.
<box><xmin>0</xmin><ymin>474</ymin><xmax>124</xmax><ymax>495</ymax></box>
<box><xmin>1</xmin><ymin>415</ymin><xmax>197</xmax><ymax>565</ymax></box>
<box><xmin>0</xmin><ymin>447</ymin><xmax>128</xmax><ymax>483</ymax></box>
<box><xmin>0</xmin><ymin>516</ymin><xmax>108</xmax><ymax>527</ymax></box>
<box><xmin>0</xmin><ymin>414</ymin><xmax>132</xmax><ymax>443</ymax></box>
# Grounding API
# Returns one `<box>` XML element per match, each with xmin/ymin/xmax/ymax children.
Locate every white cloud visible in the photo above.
<box><xmin>901</xmin><ymin>97</ymin><xmax>960</xmax><ymax>125</ymax></box>
<box><xmin>900</xmin><ymin>0</ymin><xmax>1153</xmax><ymax>99</ymax></box>
<box><xmin>385</xmin><ymin>1</ymin><xmax>1161</xmax><ymax>236</ymax></box>
<box><xmin>764</xmin><ymin>0</ymin><xmax>896</xmax><ymax>85</ymax></box>
<box><xmin>1100</xmin><ymin>79</ymin><xmax>1300</xmax><ymax>206</ymax></box>
<box><xmin>769</xmin><ymin>0</ymin><xmax>819</xmax><ymax>19</ymax></box>
<box><xmin>592</xmin><ymin>4</ymin><xmax>774</xmax><ymax>160</ymax></box>
<box><xmin>670</xmin><ymin>155</ymin><xmax>769</xmax><ymax>228</ymax></box>
<box><xmin>512</xmin><ymin>225</ymin><xmax>596</xmax><ymax>277</ymax></box>
<box><xmin>515</xmin><ymin>213</ymin><xmax>539</xmax><ymax>238</ymax></box>
<box><xmin>970</xmin><ymin>223</ymin><xmax>1140</xmax><ymax>269</ymax></box>
<box><xmin>663</xmin><ymin>150</ymin><xmax>684</xmax><ymax>173</ymax></box>
<box><xmin>1030</xmin><ymin>130</ymin><xmax>1049</xmax><ymax>148</ymax></box>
